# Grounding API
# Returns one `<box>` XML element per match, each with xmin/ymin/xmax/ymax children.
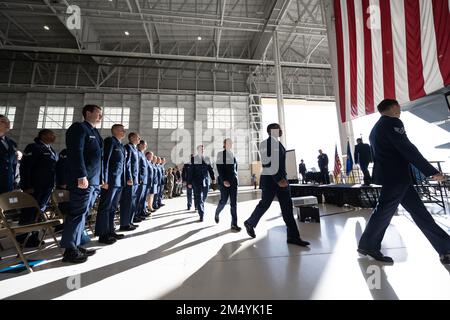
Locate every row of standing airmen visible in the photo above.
<box><xmin>0</xmin><ymin>105</ymin><xmax>242</xmax><ymax>264</ymax></box>
<box><xmin>0</xmin><ymin>112</ymin><xmax>170</xmax><ymax>262</ymax></box>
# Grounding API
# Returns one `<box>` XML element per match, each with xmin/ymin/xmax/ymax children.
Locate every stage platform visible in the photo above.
<box><xmin>290</xmin><ymin>183</ymin><xmax>382</xmax><ymax>208</ymax></box>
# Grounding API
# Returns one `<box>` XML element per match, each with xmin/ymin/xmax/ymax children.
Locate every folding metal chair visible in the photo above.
<box><xmin>50</xmin><ymin>189</ymin><xmax>70</xmax><ymax>219</ymax></box>
<box><xmin>0</xmin><ymin>191</ymin><xmax>62</xmax><ymax>273</ymax></box>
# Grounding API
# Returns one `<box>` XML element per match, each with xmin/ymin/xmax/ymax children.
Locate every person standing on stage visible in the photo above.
<box><xmin>358</xmin><ymin>99</ymin><xmax>450</xmax><ymax>265</ymax></box>
<box><xmin>318</xmin><ymin>149</ymin><xmax>330</xmax><ymax>184</ymax></box>
<box><xmin>354</xmin><ymin>138</ymin><xmax>373</xmax><ymax>186</ymax></box>
<box><xmin>298</xmin><ymin>159</ymin><xmax>307</xmax><ymax>184</ymax></box>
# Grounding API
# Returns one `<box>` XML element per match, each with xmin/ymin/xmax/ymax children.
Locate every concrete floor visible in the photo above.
<box><xmin>0</xmin><ymin>187</ymin><xmax>449</xmax><ymax>300</ymax></box>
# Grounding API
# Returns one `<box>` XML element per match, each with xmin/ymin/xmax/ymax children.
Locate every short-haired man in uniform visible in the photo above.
<box><xmin>61</xmin><ymin>104</ymin><xmax>103</xmax><ymax>263</ymax></box>
<box><xmin>358</xmin><ymin>99</ymin><xmax>450</xmax><ymax>265</ymax></box>
<box><xmin>119</xmin><ymin>132</ymin><xmax>140</xmax><ymax>231</ymax></box>
<box><xmin>18</xmin><ymin>129</ymin><xmax>58</xmax><ymax>247</ymax></box>
<box><xmin>95</xmin><ymin>124</ymin><xmax>126</xmax><ymax>244</ymax></box>
<box><xmin>0</xmin><ymin>115</ymin><xmax>17</xmax><ymax>195</ymax></box>
<box><xmin>244</xmin><ymin>123</ymin><xmax>310</xmax><ymax>247</ymax></box>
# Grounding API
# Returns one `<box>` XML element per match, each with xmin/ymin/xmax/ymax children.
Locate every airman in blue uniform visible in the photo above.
<box><xmin>244</xmin><ymin>123</ymin><xmax>310</xmax><ymax>247</ymax></box>
<box><xmin>145</xmin><ymin>151</ymin><xmax>156</xmax><ymax>214</ymax></box>
<box><xmin>17</xmin><ymin>129</ymin><xmax>58</xmax><ymax>247</ymax></box>
<box><xmin>215</xmin><ymin>139</ymin><xmax>241</xmax><ymax>231</ymax></box>
<box><xmin>358</xmin><ymin>99</ymin><xmax>450</xmax><ymax>265</ymax></box>
<box><xmin>61</xmin><ymin>104</ymin><xmax>103</xmax><ymax>263</ymax></box>
<box><xmin>135</xmin><ymin>140</ymin><xmax>149</xmax><ymax>221</ymax></box>
<box><xmin>157</xmin><ymin>157</ymin><xmax>166</xmax><ymax>208</ymax></box>
<box><xmin>119</xmin><ymin>132</ymin><xmax>140</xmax><ymax>231</ymax></box>
<box><xmin>152</xmin><ymin>156</ymin><xmax>162</xmax><ymax>210</ymax></box>
<box><xmin>182</xmin><ymin>155</ymin><xmax>194</xmax><ymax>210</ymax></box>
<box><xmin>187</xmin><ymin>145</ymin><xmax>215</xmax><ymax>222</ymax></box>
<box><xmin>0</xmin><ymin>115</ymin><xmax>17</xmax><ymax>195</ymax></box>
<box><xmin>95</xmin><ymin>124</ymin><xmax>127</xmax><ymax>245</ymax></box>
<box><xmin>55</xmin><ymin>149</ymin><xmax>68</xmax><ymax>189</ymax></box>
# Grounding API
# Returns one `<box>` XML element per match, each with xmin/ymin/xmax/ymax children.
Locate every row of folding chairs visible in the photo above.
<box><xmin>0</xmin><ymin>190</ymin><xmax>71</xmax><ymax>273</ymax></box>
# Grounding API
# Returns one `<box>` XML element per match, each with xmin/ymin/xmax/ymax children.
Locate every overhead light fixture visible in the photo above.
<box><xmin>43</xmin><ymin>25</ymin><xmax>50</xmax><ymax>30</ymax></box>
<box><xmin>197</xmin><ymin>36</ymin><xmax>202</xmax><ymax>41</ymax></box>
<box><xmin>124</xmin><ymin>31</ymin><xmax>130</xmax><ymax>36</ymax></box>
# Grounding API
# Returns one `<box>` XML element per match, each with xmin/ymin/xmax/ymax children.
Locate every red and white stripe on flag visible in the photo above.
<box><xmin>333</xmin><ymin>0</ymin><xmax>450</xmax><ymax>123</ymax></box>
<box><xmin>334</xmin><ymin>145</ymin><xmax>342</xmax><ymax>177</ymax></box>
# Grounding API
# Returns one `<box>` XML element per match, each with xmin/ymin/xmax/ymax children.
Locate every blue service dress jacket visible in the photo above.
<box><xmin>0</xmin><ymin>135</ymin><xmax>18</xmax><ymax>193</ymax></box>
<box><xmin>65</xmin><ymin>121</ymin><xmax>103</xmax><ymax>187</ymax></box>
<box><xmin>102</xmin><ymin>136</ymin><xmax>126</xmax><ymax>188</ymax></box>
<box><xmin>20</xmin><ymin>138</ymin><xmax>58</xmax><ymax>191</ymax></box>
<box><xmin>369</xmin><ymin>115</ymin><xmax>438</xmax><ymax>185</ymax></box>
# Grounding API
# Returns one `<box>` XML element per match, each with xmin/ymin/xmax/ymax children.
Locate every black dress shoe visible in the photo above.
<box><xmin>111</xmin><ymin>232</ymin><xmax>125</xmax><ymax>240</ymax></box>
<box><xmin>187</xmin><ymin>206</ymin><xmax>191</xmax><ymax>211</ymax></box>
<box><xmin>357</xmin><ymin>248</ymin><xmax>394</xmax><ymax>263</ymax></box>
<box><xmin>244</xmin><ymin>221</ymin><xmax>256</xmax><ymax>238</ymax></box>
<box><xmin>98</xmin><ymin>236</ymin><xmax>117</xmax><ymax>245</ymax></box>
<box><xmin>78</xmin><ymin>246</ymin><xmax>96</xmax><ymax>256</ymax></box>
<box><xmin>119</xmin><ymin>225</ymin><xmax>136</xmax><ymax>231</ymax></box>
<box><xmin>440</xmin><ymin>254</ymin><xmax>450</xmax><ymax>265</ymax></box>
<box><xmin>159</xmin><ymin>204</ymin><xmax>165</xmax><ymax>207</ymax></box>
<box><xmin>231</xmin><ymin>225</ymin><xmax>241</xmax><ymax>232</ymax></box>
<box><xmin>62</xmin><ymin>248</ymin><xmax>88</xmax><ymax>264</ymax></box>
<box><xmin>199</xmin><ymin>216</ymin><xmax>204</xmax><ymax>222</ymax></box>
<box><xmin>133</xmin><ymin>217</ymin><xmax>142</xmax><ymax>223</ymax></box>
<box><xmin>215</xmin><ymin>213</ymin><xmax>220</xmax><ymax>224</ymax></box>
<box><xmin>287</xmin><ymin>237</ymin><xmax>310</xmax><ymax>247</ymax></box>
<box><xmin>130</xmin><ymin>223</ymin><xmax>139</xmax><ymax>228</ymax></box>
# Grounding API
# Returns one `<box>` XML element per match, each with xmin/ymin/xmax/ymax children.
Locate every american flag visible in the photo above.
<box><xmin>333</xmin><ymin>0</ymin><xmax>450</xmax><ymax>123</ymax></box>
<box><xmin>334</xmin><ymin>145</ymin><xmax>342</xmax><ymax>177</ymax></box>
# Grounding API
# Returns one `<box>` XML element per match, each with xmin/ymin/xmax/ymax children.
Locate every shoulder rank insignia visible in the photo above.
<box><xmin>393</xmin><ymin>127</ymin><xmax>405</xmax><ymax>134</ymax></box>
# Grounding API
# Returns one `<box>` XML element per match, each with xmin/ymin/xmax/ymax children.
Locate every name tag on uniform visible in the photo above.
<box><xmin>43</xmin><ymin>152</ymin><xmax>51</xmax><ymax>155</ymax></box>
<box><xmin>114</xmin><ymin>148</ymin><xmax>121</xmax><ymax>151</ymax></box>
<box><xmin>89</xmin><ymin>135</ymin><xmax>96</xmax><ymax>139</ymax></box>
<box><xmin>8</xmin><ymin>197</ymin><xmax>18</xmax><ymax>204</ymax></box>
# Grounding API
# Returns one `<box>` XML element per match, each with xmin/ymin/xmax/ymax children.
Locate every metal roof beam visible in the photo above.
<box><xmin>0</xmin><ymin>12</ymin><xmax>38</xmax><ymax>44</ymax></box>
<box><xmin>249</xmin><ymin>0</ymin><xmax>292</xmax><ymax>61</ymax></box>
<box><xmin>135</xmin><ymin>0</ymin><xmax>154</xmax><ymax>54</ymax></box>
<box><xmin>0</xmin><ymin>44</ymin><xmax>331</xmax><ymax>69</ymax></box>
<box><xmin>215</xmin><ymin>0</ymin><xmax>227</xmax><ymax>59</ymax></box>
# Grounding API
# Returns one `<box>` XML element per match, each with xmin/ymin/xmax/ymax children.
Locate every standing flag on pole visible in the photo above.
<box><xmin>334</xmin><ymin>145</ymin><xmax>342</xmax><ymax>178</ymax></box>
<box><xmin>332</xmin><ymin>0</ymin><xmax>450</xmax><ymax>123</ymax></box>
<box><xmin>346</xmin><ymin>140</ymin><xmax>354</xmax><ymax>176</ymax></box>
